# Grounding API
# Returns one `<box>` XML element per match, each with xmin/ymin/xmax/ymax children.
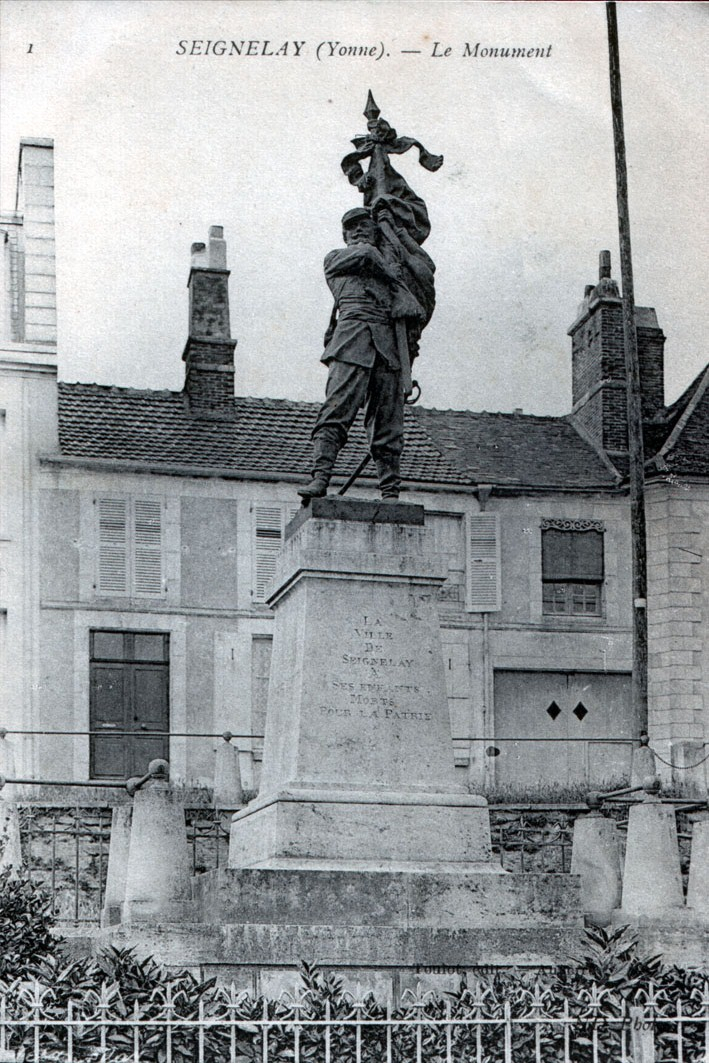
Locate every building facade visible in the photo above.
<box><xmin>1</xmin><ymin>141</ymin><xmax>707</xmax><ymax>799</ymax></box>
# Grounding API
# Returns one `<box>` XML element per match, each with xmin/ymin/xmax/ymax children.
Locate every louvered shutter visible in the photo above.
<box><xmin>97</xmin><ymin>498</ymin><xmax>128</xmax><ymax>595</ymax></box>
<box><xmin>253</xmin><ymin>504</ymin><xmax>300</xmax><ymax>602</ymax></box>
<box><xmin>133</xmin><ymin>499</ymin><xmax>163</xmax><ymax>596</ymax></box>
<box><xmin>254</xmin><ymin>505</ymin><xmax>284</xmax><ymax>602</ymax></box>
<box><xmin>466</xmin><ymin>513</ymin><xmax>501</xmax><ymax>612</ymax></box>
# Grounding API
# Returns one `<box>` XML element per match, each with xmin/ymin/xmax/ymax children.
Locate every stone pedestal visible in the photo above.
<box><xmin>97</xmin><ymin>500</ymin><xmax>583</xmax><ymax>984</ymax></box>
<box><xmin>228</xmin><ymin>498</ymin><xmax>495</xmax><ymax>872</ymax></box>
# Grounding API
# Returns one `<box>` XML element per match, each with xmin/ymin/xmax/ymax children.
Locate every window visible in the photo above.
<box><xmin>466</xmin><ymin>513</ymin><xmax>501</xmax><ymax>612</ymax></box>
<box><xmin>541</xmin><ymin>519</ymin><xmax>604</xmax><ymax>616</ymax></box>
<box><xmin>89</xmin><ymin>630</ymin><xmax>169</xmax><ymax>779</ymax></box>
<box><xmin>427</xmin><ymin>512</ymin><xmax>466</xmax><ymax>607</ymax></box>
<box><xmin>251</xmin><ymin>635</ymin><xmax>273</xmax><ymax>749</ymax></box>
<box><xmin>96</xmin><ymin>497</ymin><xmax>164</xmax><ymax>598</ymax></box>
<box><xmin>252</xmin><ymin>503</ymin><xmax>299</xmax><ymax>603</ymax></box>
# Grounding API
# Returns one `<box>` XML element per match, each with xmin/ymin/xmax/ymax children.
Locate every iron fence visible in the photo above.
<box><xmin>15</xmin><ymin>802</ymin><xmax>696</xmax><ymax>924</ymax></box>
<box><xmin>0</xmin><ymin>982</ymin><xmax>708</xmax><ymax>1062</ymax></box>
<box><xmin>16</xmin><ymin>804</ymin><xmax>594</xmax><ymax>923</ymax></box>
<box><xmin>17</xmin><ymin>808</ymin><xmax>229</xmax><ymax>925</ymax></box>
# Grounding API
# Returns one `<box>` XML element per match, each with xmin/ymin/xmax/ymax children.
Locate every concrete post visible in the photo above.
<box><xmin>686</xmin><ymin>815</ymin><xmax>709</xmax><ymax>921</ymax></box>
<box><xmin>0</xmin><ymin>736</ymin><xmax>22</xmax><ymax>876</ymax></box>
<box><xmin>570</xmin><ymin>811</ymin><xmax>622</xmax><ymax>927</ymax></box>
<box><xmin>213</xmin><ymin>735</ymin><xmax>244</xmax><ymax>809</ymax></box>
<box><xmin>101</xmin><ymin>805</ymin><xmax>132</xmax><ymax>926</ymax></box>
<box><xmin>630</xmin><ymin>734</ymin><xmax>658</xmax><ymax>788</ymax></box>
<box><xmin>0</xmin><ymin>793</ymin><xmax>22</xmax><ymax>876</ymax></box>
<box><xmin>122</xmin><ymin>761</ymin><xmax>193</xmax><ymax>922</ymax></box>
<box><xmin>621</xmin><ymin>787</ymin><xmax>684</xmax><ymax>918</ymax></box>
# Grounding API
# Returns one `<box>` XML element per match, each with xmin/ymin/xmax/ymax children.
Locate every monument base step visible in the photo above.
<box><xmin>195</xmin><ymin>867</ymin><xmax>581</xmax><ymax>929</ymax></box>
<box><xmin>87</xmin><ymin>866</ymin><xmax>583</xmax><ymax>993</ymax></box>
<box><xmin>91</xmin><ymin>917</ymin><xmax>583</xmax><ymax>995</ymax></box>
<box><xmin>228</xmin><ymin>789</ymin><xmax>495</xmax><ymax>869</ymax></box>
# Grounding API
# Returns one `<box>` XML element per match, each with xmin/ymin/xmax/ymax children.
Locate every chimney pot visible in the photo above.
<box><xmin>191</xmin><ymin>242</ymin><xmax>208</xmax><ymax>268</ymax></box>
<box><xmin>599</xmin><ymin>250</ymin><xmax>612</xmax><ymax>280</ymax></box>
<box><xmin>208</xmin><ymin>226</ymin><xmax>227</xmax><ymax>270</ymax></box>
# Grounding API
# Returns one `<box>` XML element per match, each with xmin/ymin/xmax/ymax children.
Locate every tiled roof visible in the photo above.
<box><xmin>56</xmin><ymin>383</ymin><xmax>469</xmax><ymax>486</ymax></box>
<box><xmin>413</xmin><ymin>407</ymin><xmax>619</xmax><ymax>488</ymax></box>
<box><xmin>649</xmin><ymin>366</ymin><xmax>709</xmax><ymax>477</ymax></box>
<box><xmin>57</xmin><ymin>382</ymin><xmax>625</xmax><ymax>491</ymax></box>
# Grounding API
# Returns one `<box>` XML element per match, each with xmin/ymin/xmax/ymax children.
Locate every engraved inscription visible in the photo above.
<box><xmin>326</xmin><ymin>615</ymin><xmax>432</xmax><ymax>723</ymax></box>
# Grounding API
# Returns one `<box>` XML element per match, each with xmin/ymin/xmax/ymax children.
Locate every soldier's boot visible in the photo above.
<box><xmin>298</xmin><ymin>436</ymin><xmax>341</xmax><ymax>502</ymax></box>
<box><xmin>375</xmin><ymin>455</ymin><xmax>401</xmax><ymax>501</ymax></box>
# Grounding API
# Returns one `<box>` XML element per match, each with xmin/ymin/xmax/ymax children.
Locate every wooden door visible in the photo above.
<box><xmin>492</xmin><ymin>670</ymin><xmax>634</xmax><ymax>793</ymax></box>
<box><xmin>90</xmin><ymin>631</ymin><xmax>169</xmax><ymax>779</ymax></box>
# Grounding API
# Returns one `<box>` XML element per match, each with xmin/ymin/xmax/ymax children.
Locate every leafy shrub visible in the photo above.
<box><xmin>0</xmin><ymin>867</ymin><xmax>56</xmax><ymax>979</ymax></box>
<box><xmin>1</xmin><ymin>870</ymin><xmax>708</xmax><ymax>1062</ymax></box>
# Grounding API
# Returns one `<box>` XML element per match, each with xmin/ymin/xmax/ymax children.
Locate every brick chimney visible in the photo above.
<box><xmin>182</xmin><ymin>226</ymin><xmax>236</xmax><ymax>417</ymax></box>
<box><xmin>568</xmin><ymin>251</ymin><xmax>665</xmax><ymax>463</ymax></box>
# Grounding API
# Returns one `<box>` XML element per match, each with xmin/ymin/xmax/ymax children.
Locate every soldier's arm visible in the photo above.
<box><xmin>324</xmin><ymin>246</ymin><xmax>399</xmax><ymax>284</ymax></box>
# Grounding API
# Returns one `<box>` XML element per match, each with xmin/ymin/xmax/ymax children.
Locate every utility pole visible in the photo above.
<box><xmin>606</xmin><ymin>1</ymin><xmax>648</xmax><ymax>731</ymax></box>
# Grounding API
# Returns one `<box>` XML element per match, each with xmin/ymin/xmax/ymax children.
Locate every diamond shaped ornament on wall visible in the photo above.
<box><xmin>546</xmin><ymin>701</ymin><xmax>562</xmax><ymax>721</ymax></box>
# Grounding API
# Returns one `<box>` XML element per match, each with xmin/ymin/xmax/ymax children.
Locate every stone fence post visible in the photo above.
<box><xmin>630</xmin><ymin>734</ymin><xmax>657</xmax><ymax>788</ymax></box>
<box><xmin>687</xmin><ymin>813</ymin><xmax>709</xmax><ymax>921</ymax></box>
<box><xmin>122</xmin><ymin>760</ymin><xmax>194</xmax><ymax>922</ymax></box>
<box><xmin>620</xmin><ymin>781</ymin><xmax>684</xmax><ymax>918</ymax></box>
<box><xmin>570</xmin><ymin>809</ymin><xmax>622</xmax><ymax>927</ymax></box>
<box><xmin>101</xmin><ymin>805</ymin><xmax>132</xmax><ymax>926</ymax></box>
<box><xmin>0</xmin><ymin>735</ymin><xmax>22</xmax><ymax>876</ymax></box>
<box><xmin>213</xmin><ymin>732</ymin><xmax>244</xmax><ymax>810</ymax></box>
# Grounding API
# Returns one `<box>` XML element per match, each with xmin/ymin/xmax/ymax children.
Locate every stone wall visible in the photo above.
<box><xmin>647</xmin><ymin>479</ymin><xmax>709</xmax><ymax>790</ymax></box>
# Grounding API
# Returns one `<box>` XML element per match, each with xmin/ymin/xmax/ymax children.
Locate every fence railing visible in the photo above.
<box><xmin>14</xmin><ymin>801</ymin><xmax>697</xmax><ymax>925</ymax></box>
<box><xmin>1</xmin><ymin>983</ymin><xmax>708</xmax><ymax>1062</ymax></box>
<box><xmin>17</xmin><ymin>807</ymin><xmax>229</xmax><ymax>925</ymax></box>
<box><xmin>15</xmin><ymin>803</ymin><xmax>598</xmax><ymax>924</ymax></box>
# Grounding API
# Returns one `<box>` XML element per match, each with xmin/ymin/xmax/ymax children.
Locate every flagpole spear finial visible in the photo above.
<box><xmin>364</xmin><ymin>90</ymin><xmax>380</xmax><ymax>123</ymax></box>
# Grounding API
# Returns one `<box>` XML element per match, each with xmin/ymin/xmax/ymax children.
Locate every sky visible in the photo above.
<box><xmin>1</xmin><ymin>0</ymin><xmax>706</xmax><ymax>415</ymax></box>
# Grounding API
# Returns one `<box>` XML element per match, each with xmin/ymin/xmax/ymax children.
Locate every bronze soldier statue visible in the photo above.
<box><xmin>299</xmin><ymin>93</ymin><xmax>442</xmax><ymax>503</ymax></box>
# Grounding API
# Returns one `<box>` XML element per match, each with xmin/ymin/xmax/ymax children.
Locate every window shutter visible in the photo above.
<box><xmin>253</xmin><ymin>504</ymin><xmax>300</xmax><ymax>602</ymax></box>
<box><xmin>97</xmin><ymin>498</ymin><xmax>128</xmax><ymax>595</ymax></box>
<box><xmin>254</xmin><ymin>505</ymin><xmax>284</xmax><ymax>602</ymax></box>
<box><xmin>466</xmin><ymin>513</ymin><xmax>501</xmax><ymax>611</ymax></box>
<box><xmin>542</xmin><ymin>528</ymin><xmax>603</xmax><ymax>581</ymax></box>
<box><xmin>571</xmin><ymin>530</ymin><xmax>604</xmax><ymax>580</ymax></box>
<box><xmin>133</xmin><ymin>499</ymin><xmax>163</xmax><ymax>596</ymax></box>
<box><xmin>542</xmin><ymin>529</ymin><xmax>572</xmax><ymax>580</ymax></box>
